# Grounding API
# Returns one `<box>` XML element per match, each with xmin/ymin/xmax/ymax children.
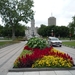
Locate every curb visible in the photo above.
<box><xmin>9</xmin><ymin>66</ymin><xmax>75</xmax><ymax>72</ymax></box>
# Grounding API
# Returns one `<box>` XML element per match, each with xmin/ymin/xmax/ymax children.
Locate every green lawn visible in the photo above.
<box><xmin>62</xmin><ymin>41</ymin><xmax>75</xmax><ymax>47</ymax></box>
<box><xmin>0</xmin><ymin>41</ymin><xmax>19</xmax><ymax>46</ymax></box>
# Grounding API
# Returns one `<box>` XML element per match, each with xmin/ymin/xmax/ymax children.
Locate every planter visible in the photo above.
<box><xmin>9</xmin><ymin>66</ymin><xmax>75</xmax><ymax>72</ymax></box>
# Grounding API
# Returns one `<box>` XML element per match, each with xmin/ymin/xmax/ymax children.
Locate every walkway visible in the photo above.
<box><xmin>0</xmin><ymin>41</ymin><xmax>27</xmax><ymax>75</ymax></box>
<box><xmin>7</xmin><ymin>70</ymin><xmax>75</xmax><ymax>75</ymax></box>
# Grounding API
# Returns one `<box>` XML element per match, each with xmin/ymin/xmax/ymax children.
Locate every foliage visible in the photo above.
<box><xmin>37</xmin><ymin>25</ymin><xmax>47</xmax><ymax>37</ymax></box>
<box><xmin>0</xmin><ymin>25</ymin><xmax>4</xmax><ymax>37</ymax></box>
<box><xmin>0</xmin><ymin>0</ymin><xmax>34</xmax><ymax>39</ymax></box>
<box><xmin>26</xmin><ymin>37</ymin><xmax>48</xmax><ymax>49</ymax></box>
<box><xmin>32</xmin><ymin>55</ymin><xmax>73</xmax><ymax>68</ymax></box>
<box><xmin>13</xmin><ymin>46</ymin><xmax>74</xmax><ymax>68</ymax></box>
<box><xmin>20</xmin><ymin>50</ymin><xmax>32</xmax><ymax>58</ymax></box>
<box><xmin>68</xmin><ymin>16</ymin><xmax>75</xmax><ymax>37</ymax></box>
<box><xmin>37</xmin><ymin>25</ymin><xmax>69</xmax><ymax>37</ymax></box>
<box><xmin>13</xmin><ymin>37</ymin><xmax>74</xmax><ymax>68</ymax></box>
<box><xmin>1</xmin><ymin>24</ymin><xmax>26</xmax><ymax>37</ymax></box>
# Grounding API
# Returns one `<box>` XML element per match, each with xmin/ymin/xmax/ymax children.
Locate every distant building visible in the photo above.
<box><xmin>48</xmin><ymin>16</ymin><xmax>56</xmax><ymax>26</ymax></box>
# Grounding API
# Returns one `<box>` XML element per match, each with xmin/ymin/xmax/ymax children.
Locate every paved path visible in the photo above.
<box><xmin>0</xmin><ymin>42</ymin><xmax>75</xmax><ymax>75</ymax></box>
<box><xmin>0</xmin><ymin>41</ymin><xmax>27</xmax><ymax>75</ymax></box>
<box><xmin>7</xmin><ymin>70</ymin><xmax>75</xmax><ymax>75</ymax></box>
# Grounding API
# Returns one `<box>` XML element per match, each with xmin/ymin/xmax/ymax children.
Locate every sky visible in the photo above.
<box><xmin>0</xmin><ymin>0</ymin><xmax>75</xmax><ymax>27</ymax></box>
<box><xmin>26</xmin><ymin>0</ymin><xmax>75</xmax><ymax>27</ymax></box>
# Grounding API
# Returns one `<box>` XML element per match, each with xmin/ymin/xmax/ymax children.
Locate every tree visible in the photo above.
<box><xmin>0</xmin><ymin>25</ymin><xmax>4</xmax><ymax>36</ymax></box>
<box><xmin>15</xmin><ymin>24</ymin><xmax>26</xmax><ymax>37</ymax></box>
<box><xmin>38</xmin><ymin>25</ymin><xmax>69</xmax><ymax>37</ymax></box>
<box><xmin>59</xmin><ymin>26</ymin><xmax>69</xmax><ymax>37</ymax></box>
<box><xmin>37</xmin><ymin>24</ymin><xmax>47</xmax><ymax>37</ymax></box>
<box><xmin>0</xmin><ymin>0</ymin><xmax>34</xmax><ymax>40</ymax></box>
<box><xmin>68</xmin><ymin>16</ymin><xmax>75</xmax><ymax>36</ymax></box>
<box><xmin>3</xmin><ymin>24</ymin><xmax>26</xmax><ymax>38</ymax></box>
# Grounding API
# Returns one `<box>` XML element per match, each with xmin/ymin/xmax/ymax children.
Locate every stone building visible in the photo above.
<box><xmin>48</xmin><ymin>16</ymin><xmax>56</xmax><ymax>26</ymax></box>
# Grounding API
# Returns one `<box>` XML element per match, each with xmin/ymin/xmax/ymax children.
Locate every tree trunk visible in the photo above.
<box><xmin>12</xmin><ymin>24</ymin><xmax>15</xmax><ymax>40</ymax></box>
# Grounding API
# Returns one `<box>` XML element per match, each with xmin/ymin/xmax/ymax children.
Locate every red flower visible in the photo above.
<box><xmin>24</xmin><ymin>45</ymin><xmax>32</xmax><ymax>50</ymax></box>
<box><xmin>17</xmin><ymin>46</ymin><xmax>74</xmax><ymax>68</ymax></box>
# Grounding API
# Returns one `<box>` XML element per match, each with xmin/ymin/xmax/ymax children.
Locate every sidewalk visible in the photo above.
<box><xmin>7</xmin><ymin>70</ymin><xmax>75</xmax><ymax>75</ymax></box>
<box><xmin>0</xmin><ymin>41</ymin><xmax>27</xmax><ymax>75</ymax></box>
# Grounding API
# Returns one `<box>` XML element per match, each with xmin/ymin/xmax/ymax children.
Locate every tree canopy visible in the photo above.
<box><xmin>0</xmin><ymin>0</ymin><xmax>34</xmax><ymax>39</ymax></box>
<box><xmin>37</xmin><ymin>24</ymin><xmax>69</xmax><ymax>38</ymax></box>
<box><xmin>68</xmin><ymin>16</ymin><xmax>75</xmax><ymax>37</ymax></box>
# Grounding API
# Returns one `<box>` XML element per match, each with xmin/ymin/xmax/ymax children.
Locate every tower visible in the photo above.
<box><xmin>48</xmin><ymin>14</ymin><xmax>56</xmax><ymax>26</ymax></box>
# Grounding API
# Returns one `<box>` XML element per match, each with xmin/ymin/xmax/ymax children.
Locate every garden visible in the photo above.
<box><xmin>13</xmin><ymin>37</ymin><xmax>74</xmax><ymax>68</ymax></box>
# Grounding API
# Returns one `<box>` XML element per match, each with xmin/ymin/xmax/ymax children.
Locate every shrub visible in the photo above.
<box><xmin>26</xmin><ymin>37</ymin><xmax>48</xmax><ymax>49</ymax></box>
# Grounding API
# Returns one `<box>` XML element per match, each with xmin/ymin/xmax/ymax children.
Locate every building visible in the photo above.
<box><xmin>48</xmin><ymin>16</ymin><xmax>56</xmax><ymax>26</ymax></box>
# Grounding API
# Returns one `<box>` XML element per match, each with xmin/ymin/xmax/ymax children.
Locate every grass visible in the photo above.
<box><xmin>62</xmin><ymin>41</ymin><xmax>75</xmax><ymax>47</ymax></box>
<box><xmin>0</xmin><ymin>41</ymin><xmax>20</xmax><ymax>46</ymax></box>
<box><xmin>59</xmin><ymin>37</ymin><xmax>70</xmax><ymax>40</ymax></box>
<box><xmin>20</xmin><ymin>50</ymin><xmax>32</xmax><ymax>57</ymax></box>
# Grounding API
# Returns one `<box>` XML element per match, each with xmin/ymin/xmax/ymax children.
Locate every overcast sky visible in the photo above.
<box><xmin>0</xmin><ymin>0</ymin><xmax>75</xmax><ymax>27</ymax></box>
<box><xmin>26</xmin><ymin>0</ymin><xmax>75</xmax><ymax>27</ymax></box>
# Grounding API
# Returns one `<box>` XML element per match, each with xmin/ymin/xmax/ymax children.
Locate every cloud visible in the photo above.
<box><xmin>0</xmin><ymin>0</ymin><xmax>75</xmax><ymax>27</ymax></box>
<box><xmin>26</xmin><ymin>0</ymin><xmax>75</xmax><ymax>27</ymax></box>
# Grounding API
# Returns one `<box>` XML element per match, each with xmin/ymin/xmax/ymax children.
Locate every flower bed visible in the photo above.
<box><xmin>13</xmin><ymin>37</ymin><xmax>74</xmax><ymax>68</ymax></box>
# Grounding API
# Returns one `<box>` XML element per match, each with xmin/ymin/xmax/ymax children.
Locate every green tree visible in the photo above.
<box><xmin>15</xmin><ymin>24</ymin><xmax>26</xmax><ymax>37</ymax></box>
<box><xmin>38</xmin><ymin>25</ymin><xmax>69</xmax><ymax>38</ymax></box>
<box><xmin>68</xmin><ymin>16</ymin><xmax>75</xmax><ymax>36</ymax></box>
<box><xmin>0</xmin><ymin>25</ymin><xmax>4</xmax><ymax>36</ymax></box>
<box><xmin>59</xmin><ymin>26</ymin><xmax>69</xmax><ymax>37</ymax></box>
<box><xmin>3</xmin><ymin>24</ymin><xmax>26</xmax><ymax>38</ymax></box>
<box><xmin>0</xmin><ymin>0</ymin><xmax>34</xmax><ymax>40</ymax></box>
<box><xmin>37</xmin><ymin>24</ymin><xmax>47</xmax><ymax>37</ymax></box>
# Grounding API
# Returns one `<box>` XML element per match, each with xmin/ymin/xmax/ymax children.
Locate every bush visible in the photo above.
<box><xmin>27</xmin><ymin>37</ymin><xmax>48</xmax><ymax>49</ymax></box>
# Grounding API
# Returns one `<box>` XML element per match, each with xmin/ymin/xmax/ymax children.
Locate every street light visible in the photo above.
<box><xmin>69</xmin><ymin>31</ymin><xmax>71</xmax><ymax>41</ymax></box>
<box><xmin>74</xmin><ymin>27</ymin><xmax>75</xmax><ymax>34</ymax></box>
<box><xmin>51</xmin><ymin>29</ymin><xmax>53</xmax><ymax>37</ymax></box>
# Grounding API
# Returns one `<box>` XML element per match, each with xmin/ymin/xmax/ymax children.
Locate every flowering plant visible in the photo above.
<box><xmin>32</xmin><ymin>55</ymin><xmax>73</xmax><ymax>68</ymax></box>
<box><xmin>14</xmin><ymin>46</ymin><xmax>74</xmax><ymax>68</ymax></box>
<box><xmin>13</xmin><ymin>37</ymin><xmax>74</xmax><ymax>68</ymax></box>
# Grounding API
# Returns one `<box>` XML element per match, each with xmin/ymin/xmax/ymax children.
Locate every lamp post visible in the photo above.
<box><xmin>51</xmin><ymin>29</ymin><xmax>53</xmax><ymax>37</ymax></box>
<box><xmin>74</xmin><ymin>27</ymin><xmax>75</xmax><ymax>34</ymax></box>
<box><xmin>69</xmin><ymin>31</ymin><xmax>71</xmax><ymax>41</ymax></box>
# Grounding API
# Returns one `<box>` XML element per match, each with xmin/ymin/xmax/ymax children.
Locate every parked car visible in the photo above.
<box><xmin>0</xmin><ymin>37</ymin><xmax>4</xmax><ymax>39</ymax></box>
<box><xmin>48</xmin><ymin>37</ymin><xmax>62</xmax><ymax>47</ymax></box>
